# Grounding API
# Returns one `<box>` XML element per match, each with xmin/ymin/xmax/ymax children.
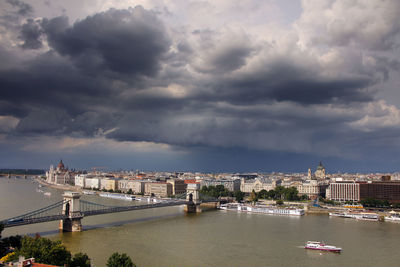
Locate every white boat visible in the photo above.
<box><xmin>305</xmin><ymin>241</ymin><xmax>341</xmax><ymax>253</ymax></box>
<box><xmin>82</xmin><ymin>190</ymin><xmax>96</xmax><ymax>195</ymax></box>
<box><xmin>43</xmin><ymin>192</ymin><xmax>51</xmax><ymax>197</ymax></box>
<box><xmin>385</xmin><ymin>211</ymin><xmax>400</xmax><ymax>222</ymax></box>
<box><xmin>99</xmin><ymin>192</ymin><xmax>135</xmax><ymax>201</ymax></box>
<box><xmin>329</xmin><ymin>211</ymin><xmax>379</xmax><ymax>221</ymax></box>
<box><xmin>219</xmin><ymin>204</ymin><xmax>305</xmax><ymax>216</ymax></box>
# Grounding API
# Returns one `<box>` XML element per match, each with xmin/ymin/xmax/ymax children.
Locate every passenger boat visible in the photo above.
<box><xmin>305</xmin><ymin>241</ymin><xmax>341</xmax><ymax>253</ymax></box>
<box><xmin>99</xmin><ymin>192</ymin><xmax>135</xmax><ymax>201</ymax></box>
<box><xmin>82</xmin><ymin>190</ymin><xmax>96</xmax><ymax>195</ymax></box>
<box><xmin>329</xmin><ymin>211</ymin><xmax>379</xmax><ymax>221</ymax></box>
<box><xmin>219</xmin><ymin>204</ymin><xmax>305</xmax><ymax>216</ymax></box>
<box><xmin>385</xmin><ymin>211</ymin><xmax>400</xmax><ymax>222</ymax></box>
<box><xmin>43</xmin><ymin>192</ymin><xmax>51</xmax><ymax>197</ymax></box>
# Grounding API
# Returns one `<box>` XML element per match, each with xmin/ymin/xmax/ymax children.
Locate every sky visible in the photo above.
<box><xmin>0</xmin><ymin>0</ymin><xmax>400</xmax><ymax>173</ymax></box>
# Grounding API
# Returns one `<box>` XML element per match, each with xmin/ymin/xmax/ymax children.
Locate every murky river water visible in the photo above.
<box><xmin>1</xmin><ymin>177</ymin><xmax>400</xmax><ymax>266</ymax></box>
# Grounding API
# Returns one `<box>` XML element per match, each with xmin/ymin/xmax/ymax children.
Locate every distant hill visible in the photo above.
<box><xmin>0</xmin><ymin>169</ymin><xmax>45</xmax><ymax>175</ymax></box>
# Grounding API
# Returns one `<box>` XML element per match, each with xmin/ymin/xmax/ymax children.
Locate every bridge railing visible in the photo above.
<box><xmin>1</xmin><ymin>200</ymin><xmax>69</xmax><ymax>227</ymax></box>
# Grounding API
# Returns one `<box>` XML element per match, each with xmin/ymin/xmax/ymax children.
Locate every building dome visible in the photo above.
<box><xmin>316</xmin><ymin>161</ymin><xmax>324</xmax><ymax>170</ymax></box>
<box><xmin>57</xmin><ymin>160</ymin><xmax>65</xmax><ymax>170</ymax></box>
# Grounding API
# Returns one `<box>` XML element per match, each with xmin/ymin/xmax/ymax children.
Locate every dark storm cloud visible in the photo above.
<box><xmin>14</xmin><ymin>108</ymin><xmax>120</xmax><ymax>137</ymax></box>
<box><xmin>1</xmin><ymin>1</ymin><xmax>399</xmax><ymax>168</ymax></box>
<box><xmin>42</xmin><ymin>7</ymin><xmax>170</xmax><ymax>76</ymax></box>
<box><xmin>19</xmin><ymin>19</ymin><xmax>43</xmax><ymax>49</ymax></box>
<box><xmin>211</xmin><ymin>46</ymin><xmax>252</xmax><ymax>72</ymax></box>
<box><xmin>207</xmin><ymin>62</ymin><xmax>374</xmax><ymax>105</ymax></box>
<box><xmin>0</xmin><ymin>7</ymin><xmax>171</xmax><ymax>137</ymax></box>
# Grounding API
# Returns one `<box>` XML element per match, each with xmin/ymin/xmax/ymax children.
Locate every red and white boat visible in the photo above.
<box><xmin>305</xmin><ymin>241</ymin><xmax>341</xmax><ymax>253</ymax></box>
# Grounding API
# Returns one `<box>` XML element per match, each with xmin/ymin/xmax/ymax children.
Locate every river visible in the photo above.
<box><xmin>1</xmin><ymin>177</ymin><xmax>400</xmax><ymax>266</ymax></box>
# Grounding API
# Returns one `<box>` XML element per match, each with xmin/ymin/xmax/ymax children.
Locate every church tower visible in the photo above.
<box><xmin>315</xmin><ymin>161</ymin><xmax>326</xmax><ymax>179</ymax></box>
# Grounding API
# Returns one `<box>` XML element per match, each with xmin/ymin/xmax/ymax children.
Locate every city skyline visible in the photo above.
<box><xmin>1</xmin><ymin>0</ymin><xmax>400</xmax><ymax>172</ymax></box>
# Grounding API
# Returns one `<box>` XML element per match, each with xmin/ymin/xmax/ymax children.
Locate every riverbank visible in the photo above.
<box><xmin>34</xmin><ymin>177</ymin><xmax>82</xmax><ymax>192</ymax></box>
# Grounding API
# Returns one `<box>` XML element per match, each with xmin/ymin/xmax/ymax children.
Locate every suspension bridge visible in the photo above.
<box><xmin>0</xmin><ymin>184</ymin><xmax>219</xmax><ymax>232</ymax></box>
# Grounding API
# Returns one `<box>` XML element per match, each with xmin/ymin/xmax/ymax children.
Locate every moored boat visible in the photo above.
<box><xmin>82</xmin><ymin>190</ymin><xmax>96</xmax><ymax>195</ymax></box>
<box><xmin>305</xmin><ymin>241</ymin><xmax>341</xmax><ymax>252</ymax></box>
<box><xmin>385</xmin><ymin>211</ymin><xmax>400</xmax><ymax>222</ymax></box>
<box><xmin>219</xmin><ymin>203</ymin><xmax>304</xmax><ymax>216</ymax></box>
<box><xmin>99</xmin><ymin>192</ymin><xmax>135</xmax><ymax>201</ymax></box>
<box><xmin>329</xmin><ymin>211</ymin><xmax>379</xmax><ymax>221</ymax></box>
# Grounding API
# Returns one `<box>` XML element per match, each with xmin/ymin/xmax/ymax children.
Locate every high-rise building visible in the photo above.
<box><xmin>326</xmin><ymin>181</ymin><xmax>360</xmax><ymax>202</ymax></box>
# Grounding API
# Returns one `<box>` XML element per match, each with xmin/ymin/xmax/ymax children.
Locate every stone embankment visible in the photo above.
<box><xmin>35</xmin><ymin>177</ymin><xmax>82</xmax><ymax>192</ymax></box>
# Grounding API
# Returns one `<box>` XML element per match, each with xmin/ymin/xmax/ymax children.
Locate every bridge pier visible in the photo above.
<box><xmin>185</xmin><ymin>183</ymin><xmax>202</xmax><ymax>213</ymax></box>
<box><xmin>59</xmin><ymin>192</ymin><xmax>83</xmax><ymax>232</ymax></box>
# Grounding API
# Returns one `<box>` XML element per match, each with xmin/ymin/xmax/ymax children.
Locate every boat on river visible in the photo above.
<box><xmin>82</xmin><ymin>190</ymin><xmax>96</xmax><ymax>195</ymax></box>
<box><xmin>385</xmin><ymin>211</ymin><xmax>400</xmax><ymax>222</ymax></box>
<box><xmin>219</xmin><ymin>203</ymin><xmax>304</xmax><ymax>216</ymax></box>
<box><xmin>99</xmin><ymin>192</ymin><xmax>135</xmax><ymax>201</ymax></box>
<box><xmin>305</xmin><ymin>241</ymin><xmax>341</xmax><ymax>253</ymax></box>
<box><xmin>329</xmin><ymin>211</ymin><xmax>379</xmax><ymax>221</ymax></box>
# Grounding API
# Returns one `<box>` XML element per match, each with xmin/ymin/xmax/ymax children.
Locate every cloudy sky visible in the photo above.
<box><xmin>0</xmin><ymin>0</ymin><xmax>400</xmax><ymax>172</ymax></box>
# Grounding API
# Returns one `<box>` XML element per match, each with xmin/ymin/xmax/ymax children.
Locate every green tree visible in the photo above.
<box><xmin>300</xmin><ymin>194</ymin><xmax>309</xmax><ymax>201</ymax></box>
<box><xmin>267</xmin><ymin>189</ymin><xmax>276</xmax><ymax>199</ymax></box>
<box><xmin>127</xmin><ymin>189</ymin><xmax>133</xmax><ymax>195</ymax></box>
<box><xmin>284</xmin><ymin>187</ymin><xmax>299</xmax><ymax>201</ymax></box>
<box><xmin>0</xmin><ymin>222</ymin><xmax>3</xmax><ymax>239</ymax></box>
<box><xmin>17</xmin><ymin>236</ymin><xmax>71</xmax><ymax>266</ymax></box>
<box><xmin>258</xmin><ymin>189</ymin><xmax>268</xmax><ymax>199</ymax></box>
<box><xmin>70</xmin><ymin>252</ymin><xmax>91</xmax><ymax>267</ymax></box>
<box><xmin>274</xmin><ymin>186</ymin><xmax>285</xmax><ymax>200</ymax></box>
<box><xmin>276</xmin><ymin>199</ymin><xmax>284</xmax><ymax>205</ymax></box>
<box><xmin>0</xmin><ymin>222</ymin><xmax>5</xmax><ymax>257</ymax></box>
<box><xmin>234</xmin><ymin>190</ymin><xmax>245</xmax><ymax>202</ymax></box>
<box><xmin>107</xmin><ymin>252</ymin><xmax>135</xmax><ymax>267</ymax></box>
<box><xmin>2</xmin><ymin>235</ymin><xmax>22</xmax><ymax>250</ymax></box>
<box><xmin>250</xmin><ymin>190</ymin><xmax>258</xmax><ymax>203</ymax></box>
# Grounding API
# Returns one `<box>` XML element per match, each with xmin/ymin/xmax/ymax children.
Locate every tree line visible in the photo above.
<box><xmin>200</xmin><ymin>185</ymin><xmax>307</xmax><ymax>202</ymax></box>
<box><xmin>0</xmin><ymin>224</ymin><xmax>135</xmax><ymax>266</ymax></box>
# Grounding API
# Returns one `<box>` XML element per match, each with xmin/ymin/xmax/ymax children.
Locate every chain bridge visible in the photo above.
<box><xmin>1</xmin><ymin>184</ymin><xmax>219</xmax><ymax>232</ymax></box>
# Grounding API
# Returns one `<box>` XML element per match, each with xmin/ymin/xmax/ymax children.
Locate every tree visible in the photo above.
<box><xmin>70</xmin><ymin>252</ymin><xmax>91</xmax><ymax>267</ymax></box>
<box><xmin>276</xmin><ymin>199</ymin><xmax>284</xmax><ymax>205</ymax></box>
<box><xmin>284</xmin><ymin>187</ymin><xmax>299</xmax><ymax>201</ymax></box>
<box><xmin>250</xmin><ymin>190</ymin><xmax>258</xmax><ymax>204</ymax></box>
<box><xmin>274</xmin><ymin>186</ymin><xmax>285</xmax><ymax>200</ymax></box>
<box><xmin>17</xmin><ymin>236</ymin><xmax>71</xmax><ymax>266</ymax></box>
<box><xmin>300</xmin><ymin>194</ymin><xmax>309</xmax><ymax>201</ymax></box>
<box><xmin>127</xmin><ymin>189</ymin><xmax>133</xmax><ymax>195</ymax></box>
<box><xmin>234</xmin><ymin>190</ymin><xmax>245</xmax><ymax>202</ymax></box>
<box><xmin>267</xmin><ymin>189</ymin><xmax>276</xmax><ymax>200</ymax></box>
<box><xmin>0</xmin><ymin>223</ymin><xmax>5</xmax><ymax>257</ymax></box>
<box><xmin>258</xmin><ymin>189</ymin><xmax>268</xmax><ymax>199</ymax></box>
<box><xmin>107</xmin><ymin>252</ymin><xmax>135</xmax><ymax>267</ymax></box>
<box><xmin>0</xmin><ymin>222</ymin><xmax>3</xmax><ymax>239</ymax></box>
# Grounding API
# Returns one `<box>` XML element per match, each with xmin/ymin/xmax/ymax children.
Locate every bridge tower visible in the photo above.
<box><xmin>184</xmin><ymin>183</ymin><xmax>202</xmax><ymax>213</ymax></box>
<box><xmin>59</xmin><ymin>192</ymin><xmax>83</xmax><ymax>232</ymax></box>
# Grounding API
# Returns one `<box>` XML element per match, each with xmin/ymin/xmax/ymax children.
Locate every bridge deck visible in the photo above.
<box><xmin>82</xmin><ymin>200</ymin><xmax>187</xmax><ymax>216</ymax></box>
<box><xmin>2</xmin><ymin>198</ymin><xmax>219</xmax><ymax>228</ymax></box>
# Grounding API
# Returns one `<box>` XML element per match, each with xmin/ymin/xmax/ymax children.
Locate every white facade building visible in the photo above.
<box><xmin>118</xmin><ymin>180</ymin><xmax>146</xmax><ymax>194</ymax></box>
<box><xmin>75</xmin><ymin>174</ymin><xmax>86</xmax><ymax>188</ymax></box>
<box><xmin>240</xmin><ymin>178</ymin><xmax>276</xmax><ymax>193</ymax></box>
<box><xmin>85</xmin><ymin>177</ymin><xmax>101</xmax><ymax>189</ymax></box>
